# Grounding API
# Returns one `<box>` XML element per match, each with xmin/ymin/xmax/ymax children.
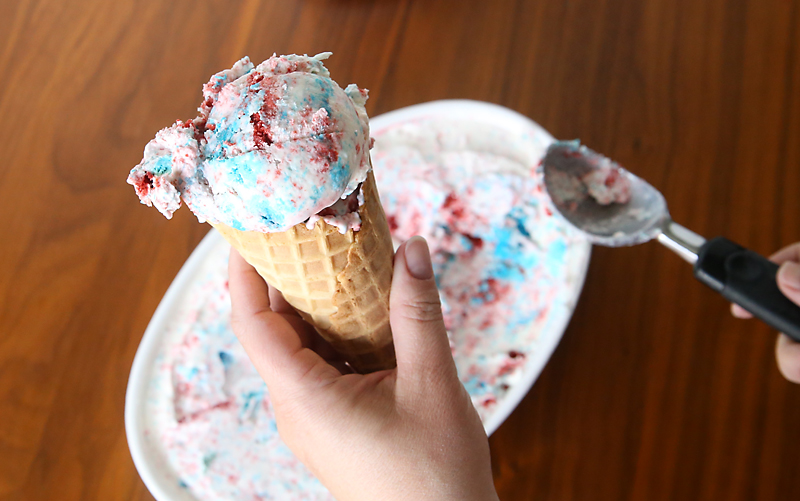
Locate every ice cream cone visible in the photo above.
<box><xmin>213</xmin><ymin>171</ymin><xmax>395</xmax><ymax>373</ymax></box>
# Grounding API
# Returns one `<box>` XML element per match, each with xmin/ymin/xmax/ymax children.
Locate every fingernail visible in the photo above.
<box><xmin>404</xmin><ymin>236</ymin><xmax>433</xmax><ymax>280</ymax></box>
<box><xmin>779</xmin><ymin>261</ymin><xmax>800</xmax><ymax>291</ymax></box>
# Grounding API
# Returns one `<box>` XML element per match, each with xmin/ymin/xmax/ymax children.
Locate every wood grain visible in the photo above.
<box><xmin>1</xmin><ymin>0</ymin><xmax>799</xmax><ymax>499</ymax></box>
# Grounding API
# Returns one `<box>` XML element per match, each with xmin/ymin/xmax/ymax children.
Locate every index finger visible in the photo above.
<box><xmin>731</xmin><ymin>242</ymin><xmax>800</xmax><ymax>319</ymax></box>
<box><xmin>229</xmin><ymin>248</ymin><xmax>272</xmax><ymax>317</ymax></box>
<box><xmin>769</xmin><ymin>243</ymin><xmax>800</xmax><ymax>265</ymax></box>
<box><xmin>228</xmin><ymin>249</ymin><xmax>333</xmax><ymax>388</ymax></box>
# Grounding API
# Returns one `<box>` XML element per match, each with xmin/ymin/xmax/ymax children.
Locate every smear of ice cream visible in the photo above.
<box><xmin>372</xmin><ymin>119</ymin><xmax>585</xmax><ymax>410</ymax></box>
<box><xmin>127</xmin><ymin>53</ymin><xmax>371</xmax><ymax>233</ymax></box>
<box><xmin>146</xmin><ymin>244</ymin><xmax>333</xmax><ymax>500</ymax></box>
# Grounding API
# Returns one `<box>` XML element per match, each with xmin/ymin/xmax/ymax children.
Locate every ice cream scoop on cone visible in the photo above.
<box><xmin>213</xmin><ymin>172</ymin><xmax>395</xmax><ymax>372</ymax></box>
<box><xmin>127</xmin><ymin>53</ymin><xmax>396</xmax><ymax>372</ymax></box>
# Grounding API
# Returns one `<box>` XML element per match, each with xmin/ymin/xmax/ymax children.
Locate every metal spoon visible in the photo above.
<box><xmin>542</xmin><ymin>140</ymin><xmax>800</xmax><ymax>342</ymax></box>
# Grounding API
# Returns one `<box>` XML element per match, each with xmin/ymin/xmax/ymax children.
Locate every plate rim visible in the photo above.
<box><xmin>125</xmin><ymin>229</ymin><xmax>225</xmax><ymax>501</ymax></box>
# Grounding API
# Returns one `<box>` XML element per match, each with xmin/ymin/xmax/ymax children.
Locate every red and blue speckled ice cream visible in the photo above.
<box><xmin>142</xmin><ymin>113</ymin><xmax>589</xmax><ymax>500</ymax></box>
<box><xmin>127</xmin><ymin>53</ymin><xmax>371</xmax><ymax>233</ymax></box>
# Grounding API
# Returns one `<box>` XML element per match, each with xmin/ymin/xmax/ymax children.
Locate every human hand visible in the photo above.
<box><xmin>731</xmin><ymin>242</ymin><xmax>800</xmax><ymax>383</ymax></box>
<box><xmin>228</xmin><ymin>236</ymin><xmax>499</xmax><ymax>501</ymax></box>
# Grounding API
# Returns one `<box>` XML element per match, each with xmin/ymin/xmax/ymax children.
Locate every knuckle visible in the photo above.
<box><xmin>781</xmin><ymin>363</ymin><xmax>800</xmax><ymax>384</ymax></box>
<box><xmin>399</xmin><ymin>297</ymin><xmax>444</xmax><ymax>323</ymax></box>
<box><xmin>229</xmin><ymin>314</ymin><xmax>247</xmax><ymax>334</ymax></box>
<box><xmin>778</xmin><ymin>355</ymin><xmax>800</xmax><ymax>382</ymax></box>
<box><xmin>777</xmin><ymin>339</ymin><xmax>800</xmax><ymax>383</ymax></box>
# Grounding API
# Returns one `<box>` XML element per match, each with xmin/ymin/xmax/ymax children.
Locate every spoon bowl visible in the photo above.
<box><xmin>541</xmin><ymin>139</ymin><xmax>800</xmax><ymax>342</ymax></box>
<box><xmin>542</xmin><ymin>141</ymin><xmax>667</xmax><ymax>247</ymax></box>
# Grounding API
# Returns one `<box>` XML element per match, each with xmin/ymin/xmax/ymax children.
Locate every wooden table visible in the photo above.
<box><xmin>2</xmin><ymin>0</ymin><xmax>800</xmax><ymax>499</ymax></box>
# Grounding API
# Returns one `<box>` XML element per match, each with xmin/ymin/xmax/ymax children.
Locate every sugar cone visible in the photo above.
<box><xmin>213</xmin><ymin>171</ymin><xmax>395</xmax><ymax>373</ymax></box>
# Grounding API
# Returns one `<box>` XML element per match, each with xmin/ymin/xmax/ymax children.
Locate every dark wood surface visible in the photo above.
<box><xmin>2</xmin><ymin>0</ymin><xmax>800</xmax><ymax>499</ymax></box>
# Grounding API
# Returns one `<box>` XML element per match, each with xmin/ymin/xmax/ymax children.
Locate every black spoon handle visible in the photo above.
<box><xmin>694</xmin><ymin>237</ymin><xmax>800</xmax><ymax>342</ymax></box>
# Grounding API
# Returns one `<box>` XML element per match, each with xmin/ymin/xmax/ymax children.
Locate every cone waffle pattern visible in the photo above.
<box><xmin>213</xmin><ymin>172</ymin><xmax>395</xmax><ymax>373</ymax></box>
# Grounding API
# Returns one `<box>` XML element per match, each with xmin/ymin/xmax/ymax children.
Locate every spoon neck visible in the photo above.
<box><xmin>657</xmin><ymin>220</ymin><xmax>707</xmax><ymax>265</ymax></box>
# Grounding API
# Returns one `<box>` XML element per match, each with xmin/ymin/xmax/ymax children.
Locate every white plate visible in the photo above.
<box><xmin>125</xmin><ymin>100</ymin><xmax>591</xmax><ymax>501</ymax></box>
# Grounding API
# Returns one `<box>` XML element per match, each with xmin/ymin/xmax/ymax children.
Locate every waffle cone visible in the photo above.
<box><xmin>213</xmin><ymin>171</ymin><xmax>395</xmax><ymax>373</ymax></box>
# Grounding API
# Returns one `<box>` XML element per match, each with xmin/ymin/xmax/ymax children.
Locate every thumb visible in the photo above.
<box><xmin>390</xmin><ymin>236</ymin><xmax>457</xmax><ymax>382</ymax></box>
<box><xmin>777</xmin><ymin>261</ymin><xmax>800</xmax><ymax>305</ymax></box>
